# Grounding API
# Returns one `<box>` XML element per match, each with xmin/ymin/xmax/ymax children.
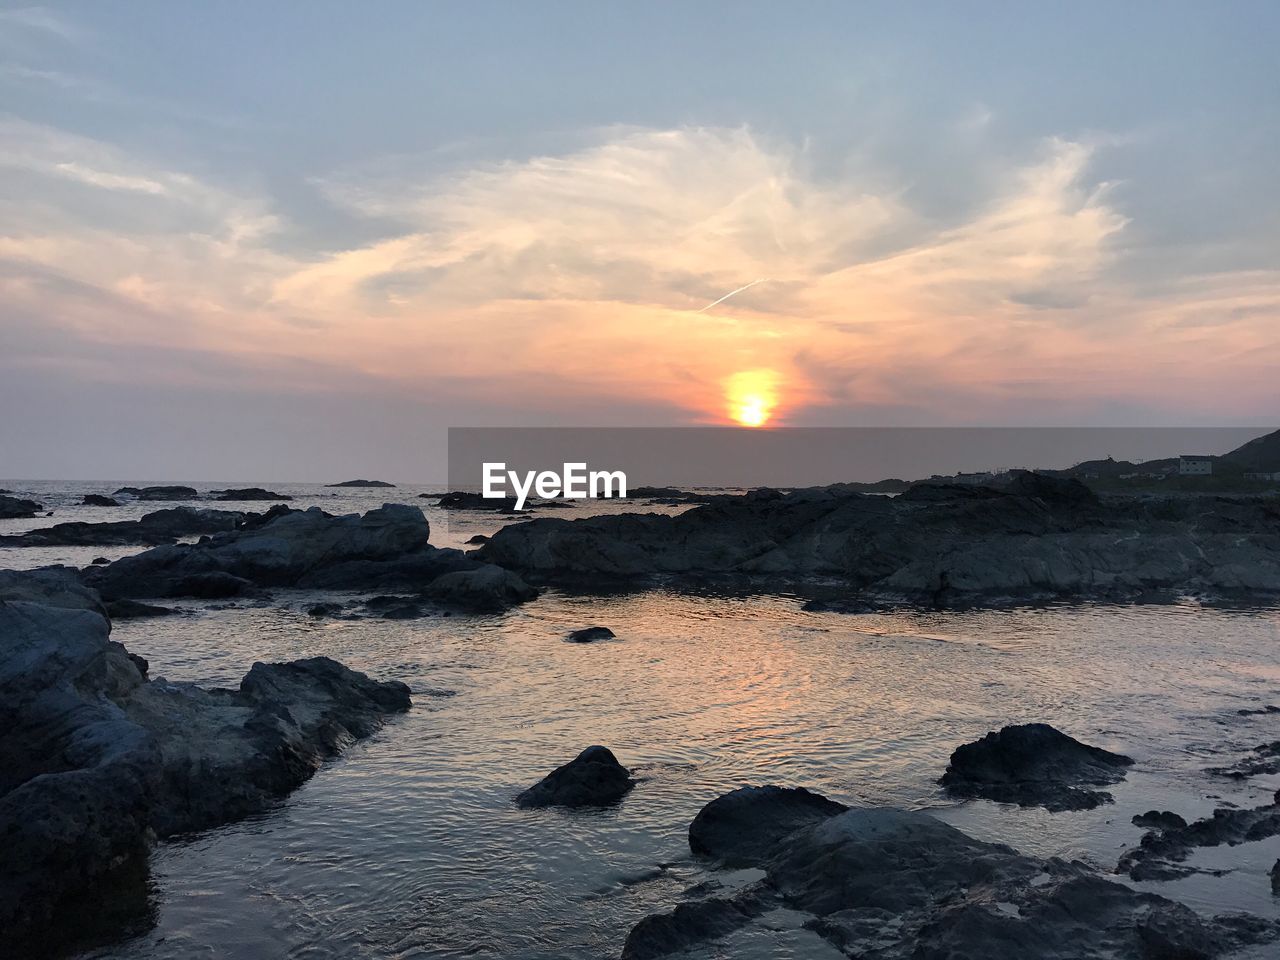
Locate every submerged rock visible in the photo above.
<box><xmin>566</xmin><ymin>626</ymin><xmax>616</xmax><ymax>643</ymax></box>
<box><xmin>0</xmin><ymin>570</ymin><xmax>410</xmax><ymax>954</ymax></box>
<box><xmin>1119</xmin><ymin>794</ymin><xmax>1280</xmax><ymax>881</ymax></box>
<box><xmin>0</xmin><ymin>494</ymin><xmax>43</xmax><ymax>519</ymax></box>
<box><xmin>113</xmin><ymin>485</ymin><xmax>199</xmax><ymax>501</ymax></box>
<box><xmin>940</xmin><ymin>723</ymin><xmax>1134</xmax><ymax>811</ymax></box>
<box><xmin>211</xmin><ymin>487</ymin><xmax>293</xmax><ymax>501</ymax></box>
<box><xmin>82</xmin><ymin>494</ymin><xmax>120</xmax><ymax>507</ymax></box>
<box><xmin>515</xmin><ymin>745</ymin><xmax>635</xmax><ymax>809</ymax></box>
<box><xmin>688</xmin><ymin>785</ymin><xmax>847</xmax><ymax>867</ymax></box>
<box><xmin>623</xmin><ymin>786</ymin><xmax>1278</xmax><ymax>960</ymax></box>
<box><xmin>1209</xmin><ymin>740</ymin><xmax>1280</xmax><ymax>779</ymax></box>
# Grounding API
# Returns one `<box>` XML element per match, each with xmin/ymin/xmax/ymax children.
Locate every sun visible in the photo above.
<box><xmin>724</xmin><ymin>369</ymin><xmax>781</xmax><ymax>427</ymax></box>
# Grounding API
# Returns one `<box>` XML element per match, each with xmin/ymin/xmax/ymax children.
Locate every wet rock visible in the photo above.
<box><xmin>1</xmin><ymin>507</ymin><xmax>247</xmax><ymax>547</ymax></box>
<box><xmin>625</xmin><ymin>787</ymin><xmax>1278</xmax><ymax>960</ymax></box>
<box><xmin>424</xmin><ymin>563</ymin><xmax>538</xmax><ymax>612</ymax></box>
<box><xmin>1119</xmin><ymin>797</ymin><xmax>1280</xmax><ymax>881</ymax></box>
<box><xmin>800</xmin><ymin>596</ymin><xmax>885</xmax><ymax>614</ymax></box>
<box><xmin>688</xmin><ymin>785</ymin><xmax>847</xmax><ymax>867</ymax></box>
<box><xmin>211</xmin><ymin>487</ymin><xmax>293</xmax><ymax>501</ymax></box>
<box><xmin>306</xmin><ymin>601</ymin><xmax>344</xmax><ymax>617</ymax></box>
<box><xmin>566</xmin><ymin>626</ymin><xmax>616</xmax><ymax>643</ymax></box>
<box><xmin>106</xmin><ymin>599</ymin><xmax>178</xmax><ymax>619</ymax></box>
<box><xmin>1272</xmin><ymin>859</ymin><xmax>1280</xmax><ymax>895</ymax></box>
<box><xmin>1209</xmin><ymin>741</ymin><xmax>1280</xmax><ymax>779</ymax></box>
<box><xmin>82</xmin><ymin>494</ymin><xmax>120</xmax><ymax>507</ymax></box>
<box><xmin>465</xmin><ymin>534</ymin><xmax>490</xmax><ymax>545</ymax></box>
<box><xmin>515</xmin><ymin>745</ymin><xmax>635</xmax><ymax>809</ymax></box>
<box><xmin>0</xmin><ymin>494</ymin><xmax>43</xmax><ymax>519</ymax></box>
<box><xmin>1133</xmin><ymin>810</ymin><xmax>1188</xmax><ymax>832</ymax></box>
<box><xmin>325</xmin><ymin>479</ymin><xmax>395</xmax><ymax>487</ymax></box>
<box><xmin>0</xmin><ymin>570</ymin><xmax>411</xmax><ymax>953</ymax></box>
<box><xmin>112</xmin><ymin>485</ymin><xmax>199</xmax><ymax>501</ymax></box>
<box><xmin>435</xmin><ymin>490</ymin><xmax>524</xmax><ymax>512</ymax></box>
<box><xmin>362</xmin><ymin>595</ymin><xmax>424</xmax><ymax>619</ymax></box>
<box><xmin>940</xmin><ymin>723</ymin><xmax>1134</xmax><ymax>811</ymax></box>
<box><xmin>92</xmin><ymin>556</ymin><xmax>110</xmax><ymax>565</ymax></box>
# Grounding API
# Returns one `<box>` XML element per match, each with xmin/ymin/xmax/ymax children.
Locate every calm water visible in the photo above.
<box><xmin>3</xmin><ymin>481</ymin><xmax>1280</xmax><ymax>959</ymax></box>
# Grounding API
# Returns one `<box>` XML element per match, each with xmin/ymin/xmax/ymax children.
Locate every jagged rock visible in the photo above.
<box><xmin>325</xmin><ymin>479</ymin><xmax>395</xmax><ymax>487</ymax></box>
<box><xmin>515</xmin><ymin>746</ymin><xmax>634</xmax><ymax>809</ymax></box>
<box><xmin>112</xmin><ymin>485</ymin><xmax>199</xmax><ymax>501</ymax></box>
<box><xmin>0</xmin><ymin>570</ymin><xmax>410</xmax><ymax>954</ymax></box>
<box><xmin>1</xmin><ymin>507</ymin><xmax>248</xmax><ymax>547</ymax></box>
<box><xmin>566</xmin><ymin>626</ymin><xmax>615</xmax><ymax>643</ymax></box>
<box><xmin>211</xmin><ymin>487</ymin><xmax>293</xmax><ymax>501</ymax></box>
<box><xmin>1119</xmin><ymin>795</ymin><xmax>1280</xmax><ymax>881</ymax></box>
<box><xmin>424</xmin><ymin>563</ymin><xmax>538</xmax><ymax>612</ymax></box>
<box><xmin>0</xmin><ymin>494</ymin><xmax>43</xmax><ymax>519</ymax></box>
<box><xmin>105</xmin><ymin>599</ymin><xmax>178</xmax><ymax>620</ymax></box>
<box><xmin>688</xmin><ymin>785</ymin><xmax>847</xmax><ymax>867</ymax></box>
<box><xmin>1133</xmin><ymin>810</ymin><xmax>1188</xmax><ymax>832</ymax></box>
<box><xmin>1209</xmin><ymin>741</ymin><xmax>1280</xmax><ymax>778</ymax></box>
<box><xmin>307</xmin><ymin>602</ymin><xmax>344</xmax><ymax>617</ymax></box>
<box><xmin>940</xmin><ymin>723</ymin><xmax>1134</xmax><ymax>811</ymax></box>
<box><xmin>82</xmin><ymin>494</ymin><xmax>120</xmax><ymax>507</ymax></box>
<box><xmin>624</xmin><ymin>787</ymin><xmax>1279</xmax><ymax>960</ymax></box>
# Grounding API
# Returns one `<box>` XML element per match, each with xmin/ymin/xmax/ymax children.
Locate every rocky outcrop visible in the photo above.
<box><xmin>423</xmin><ymin>563</ymin><xmax>539</xmax><ymax>612</ymax></box>
<box><xmin>688</xmin><ymin>785</ymin><xmax>847</xmax><ymax>866</ymax></box>
<box><xmin>211</xmin><ymin>487</ymin><xmax>293</xmax><ymax>501</ymax></box>
<box><xmin>565</xmin><ymin>626</ymin><xmax>615</xmax><ymax>643</ymax></box>
<box><xmin>622</xmin><ymin>785</ymin><xmax>1278</xmax><ymax>960</ymax></box>
<box><xmin>515</xmin><ymin>746</ymin><xmax>635</xmax><ymax>809</ymax></box>
<box><xmin>0</xmin><ymin>494</ymin><xmax>43</xmax><ymax>519</ymax></box>
<box><xmin>478</xmin><ymin>481</ymin><xmax>1280</xmax><ymax>604</ymax></box>
<box><xmin>435</xmin><ymin>490</ymin><xmax>524</xmax><ymax>512</ymax></box>
<box><xmin>0</xmin><ymin>506</ymin><xmax>248</xmax><ymax>547</ymax></box>
<box><xmin>0</xmin><ymin>570</ymin><xmax>410</xmax><ymax>954</ymax></box>
<box><xmin>113</xmin><ymin>485</ymin><xmax>199</xmax><ymax>501</ymax></box>
<box><xmin>940</xmin><ymin>723</ymin><xmax>1134</xmax><ymax>811</ymax></box>
<box><xmin>1119</xmin><ymin>793</ymin><xmax>1280</xmax><ymax>881</ymax></box>
<box><xmin>326</xmin><ymin>479</ymin><xmax>395</xmax><ymax>487</ymax></box>
<box><xmin>82</xmin><ymin>494</ymin><xmax>120</xmax><ymax>507</ymax></box>
<box><xmin>1208</xmin><ymin>740</ymin><xmax>1280</xmax><ymax>778</ymax></box>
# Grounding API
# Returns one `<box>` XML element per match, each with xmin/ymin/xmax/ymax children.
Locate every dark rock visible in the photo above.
<box><xmin>940</xmin><ymin>723</ymin><xmax>1134</xmax><ymax>811</ymax></box>
<box><xmin>1119</xmin><ymin>797</ymin><xmax>1280</xmax><ymax>881</ymax></box>
<box><xmin>465</xmin><ymin>534</ymin><xmax>490</xmax><ymax>544</ymax></box>
<box><xmin>1004</xmin><ymin>470</ymin><xmax>1100</xmax><ymax>508</ymax></box>
<box><xmin>306</xmin><ymin>602</ymin><xmax>344</xmax><ymax>617</ymax></box>
<box><xmin>435</xmin><ymin>490</ymin><xmax>524</xmax><ymax>512</ymax></box>
<box><xmin>325</xmin><ymin>479</ymin><xmax>395</xmax><ymax>487</ymax></box>
<box><xmin>424</xmin><ymin>563</ymin><xmax>538</xmax><ymax>612</ymax></box>
<box><xmin>92</xmin><ymin>556</ymin><xmax>110</xmax><ymax>565</ymax></box>
<box><xmin>211</xmin><ymin>487</ymin><xmax>293</xmax><ymax>501</ymax></box>
<box><xmin>688</xmin><ymin>785</ymin><xmax>847</xmax><ymax>867</ymax></box>
<box><xmin>1209</xmin><ymin>741</ymin><xmax>1280</xmax><ymax>779</ymax></box>
<box><xmin>626</xmin><ymin>788</ymin><xmax>1279</xmax><ymax>960</ymax></box>
<box><xmin>0</xmin><ymin>494</ymin><xmax>43</xmax><ymax>519</ymax></box>
<box><xmin>1133</xmin><ymin>810</ymin><xmax>1189</xmax><ymax>832</ymax></box>
<box><xmin>1272</xmin><ymin>859</ymin><xmax>1280</xmax><ymax>895</ymax></box>
<box><xmin>112</xmin><ymin>485</ymin><xmax>199</xmax><ymax>501</ymax></box>
<box><xmin>1</xmin><ymin>506</ymin><xmax>248</xmax><ymax>547</ymax></box>
<box><xmin>106</xmin><ymin>600</ymin><xmax>178</xmax><ymax>619</ymax></box>
<box><xmin>566</xmin><ymin>626</ymin><xmax>616</xmax><ymax>643</ymax></box>
<box><xmin>801</xmin><ymin>596</ymin><xmax>885</xmax><ymax>614</ymax></box>
<box><xmin>82</xmin><ymin>494</ymin><xmax>120</xmax><ymax>507</ymax></box>
<box><xmin>515</xmin><ymin>745</ymin><xmax>635</xmax><ymax>809</ymax></box>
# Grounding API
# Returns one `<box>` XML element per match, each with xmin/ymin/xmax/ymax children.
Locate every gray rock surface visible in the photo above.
<box><xmin>0</xmin><ymin>569</ymin><xmax>411</xmax><ymax>954</ymax></box>
<box><xmin>623</xmin><ymin>786</ymin><xmax>1278</xmax><ymax>960</ymax></box>
<box><xmin>515</xmin><ymin>745</ymin><xmax>635</xmax><ymax>809</ymax></box>
<box><xmin>939</xmin><ymin>723</ymin><xmax>1134</xmax><ymax>811</ymax></box>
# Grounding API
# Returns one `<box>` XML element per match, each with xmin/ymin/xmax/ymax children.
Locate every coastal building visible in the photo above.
<box><xmin>1178</xmin><ymin>456</ymin><xmax>1214</xmax><ymax>476</ymax></box>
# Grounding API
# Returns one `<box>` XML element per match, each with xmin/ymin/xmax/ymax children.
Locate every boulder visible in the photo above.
<box><xmin>1132</xmin><ymin>810</ymin><xmax>1188</xmax><ymax>832</ymax></box>
<box><xmin>112</xmin><ymin>486</ymin><xmax>199</xmax><ymax>501</ymax></box>
<box><xmin>105</xmin><ymin>599</ymin><xmax>178</xmax><ymax>620</ymax></box>
<box><xmin>565</xmin><ymin>626</ymin><xmax>615</xmax><ymax>643</ymax></box>
<box><xmin>82</xmin><ymin>494</ymin><xmax>120</xmax><ymax>507</ymax></box>
<box><xmin>211</xmin><ymin>487</ymin><xmax>293</xmax><ymax>501</ymax></box>
<box><xmin>688</xmin><ymin>785</ymin><xmax>847</xmax><ymax>866</ymax></box>
<box><xmin>515</xmin><ymin>745</ymin><xmax>635</xmax><ymax>809</ymax></box>
<box><xmin>0</xmin><ymin>494</ymin><xmax>43</xmax><ymax>519</ymax></box>
<box><xmin>940</xmin><ymin>723</ymin><xmax>1134</xmax><ymax>811</ymax></box>
<box><xmin>424</xmin><ymin>563</ymin><xmax>538</xmax><ymax>612</ymax></box>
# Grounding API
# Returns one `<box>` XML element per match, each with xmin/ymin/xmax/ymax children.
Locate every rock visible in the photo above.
<box><xmin>800</xmin><ymin>596</ymin><xmax>885</xmax><ymax>614</ymax></box>
<box><xmin>1209</xmin><ymin>741</ymin><xmax>1280</xmax><ymax>778</ymax></box>
<box><xmin>0</xmin><ymin>570</ymin><xmax>411</xmax><ymax>953</ymax></box>
<box><xmin>0</xmin><ymin>506</ymin><xmax>249</xmax><ymax>547</ymax></box>
<box><xmin>82</xmin><ymin>494</ymin><xmax>120</xmax><ymax>507</ymax></box>
<box><xmin>112</xmin><ymin>485</ymin><xmax>199</xmax><ymax>501</ymax></box>
<box><xmin>1119</xmin><ymin>797</ymin><xmax>1280</xmax><ymax>881</ymax></box>
<box><xmin>435</xmin><ymin>490</ymin><xmax>524</xmax><ymax>512</ymax></box>
<box><xmin>466</xmin><ymin>534</ymin><xmax>490</xmax><ymax>544</ymax></box>
<box><xmin>1272</xmin><ymin>859</ymin><xmax>1280</xmax><ymax>895</ymax></box>
<box><xmin>624</xmin><ymin>786</ymin><xmax>1279</xmax><ymax>960</ymax></box>
<box><xmin>92</xmin><ymin>556</ymin><xmax>110</xmax><ymax>565</ymax></box>
<box><xmin>325</xmin><ymin>479</ymin><xmax>395</xmax><ymax>487</ymax></box>
<box><xmin>688</xmin><ymin>785</ymin><xmax>847</xmax><ymax>866</ymax></box>
<box><xmin>0</xmin><ymin>494</ymin><xmax>43</xmax><ymax>519</ymax></box>
<box><xmin>105</xmin><ymin>599</ymin><xmax>178</xmax><ymax>619</ymax></box>
<box><xmin>940</xmin><ymin>723</ymin><xmax>1134</xmax><ymax>811</ymax></box>
<box><xmin>566</xmin><ymin>626</ymin><xmax>615</xmax><ymax>643</ymax></box>
<box><xmin>84</xmin><ymin>504</ymin><xmax>464</xmax><ymax>598</ymax></box>
<box><xmin>307</xmin><ymin>602</ymin><xmax>344</xmax><ymax>617</ymax></box>
<box><xmin>424</xmin><ymin>563</ymin><xmax>538</xmax><ymax>612</ymax></box>
<box><xmin>1133</xmin><ymin>810</ymin><xmax>1188</xmax><ymax>832</ymax></box>
<box><xmin>515</xmin><ymin>745</ymin><xmax>635</xmax><ymax>809</ymax></box>
<box><xmin>211</xmin><ymin>487</ymin><xmax>293</xmax><ymax>501</ymax></box>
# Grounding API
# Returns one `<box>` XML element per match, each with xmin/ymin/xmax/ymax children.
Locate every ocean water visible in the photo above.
<box><xmin>3</xmin><ymin>481</ymin><xmax>1280</xmax><ymax>959</ymax></box>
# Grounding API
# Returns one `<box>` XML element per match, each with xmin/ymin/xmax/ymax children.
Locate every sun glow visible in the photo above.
<box><xmin>724</xmin><ymin>369</ymin><xmax>781</xmax><ymax>427</ymax></box>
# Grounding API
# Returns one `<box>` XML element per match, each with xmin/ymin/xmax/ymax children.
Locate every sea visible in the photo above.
<box><xmin>2</xmin><ymin>480</ymin><xmax>1279</xmax><ymax>960</ymax></box>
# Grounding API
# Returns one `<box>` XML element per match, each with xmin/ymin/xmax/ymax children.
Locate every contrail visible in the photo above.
<box><xmin>696</xmin><ymin>277</ymin><xmax>772</xmax><ymax>313</ymax></box>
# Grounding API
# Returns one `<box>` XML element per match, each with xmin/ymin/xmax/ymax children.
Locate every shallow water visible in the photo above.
<box><xmin>5</xmin><ymin>481</ymin><xmax>1280</xmax><ymax>958</ymax></box>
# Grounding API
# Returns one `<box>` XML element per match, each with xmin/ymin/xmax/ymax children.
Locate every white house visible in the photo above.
<box><xmin>1178</xmin><ymin>456</ymin><xmax>1214</xmax><ymax>476</ymax></box>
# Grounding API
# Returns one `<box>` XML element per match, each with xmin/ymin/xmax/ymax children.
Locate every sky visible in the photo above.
<box><xmin>1</xmin><ymin>1</ymin><xmax>1277</xmax><ymax>480</ymax></box>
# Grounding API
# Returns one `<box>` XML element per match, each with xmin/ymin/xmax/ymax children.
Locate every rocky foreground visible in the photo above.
<box><xmin>479</xmin><ymin>473</ymin><xmax>1280</xmax><ymax>604</ymax></box>
<box><xmin>0</xmin><ymin>568</ymin><xmax>412</xmax><ymax>955</ymax></box>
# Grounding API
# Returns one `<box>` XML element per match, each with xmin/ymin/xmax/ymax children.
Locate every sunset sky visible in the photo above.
<box><xmin>2</xmin><ymin>2</ymin><xmax>1277</xmax><ymax>479</ymax></box>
